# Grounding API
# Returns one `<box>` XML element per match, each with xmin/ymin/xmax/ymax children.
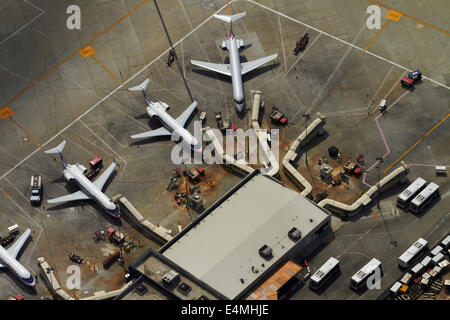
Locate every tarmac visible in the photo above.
<box><xmin>0</xmin><ymin>0</ymin><xmax>448</xmax><ymax>299</ymax></box>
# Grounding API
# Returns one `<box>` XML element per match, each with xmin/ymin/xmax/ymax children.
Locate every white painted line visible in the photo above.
<box><xmin>244</xmin><ymin>0</ymin><xmax>450</xmax><ymax>90</ymax></box>
<box><xmin>283</xmin><ymin>33</ymin><xmax>322</xmax><ymax>78</ymax></box>
<box><xmin>0</xmin><ymin>0</ymin><xmax>45</xmax><ymax>45</ymax></box>
<box><xmin>0</xmin><ymin>1</ymin><xmax>231</xmax><ymax>181</ymax></box>
<box><xmin>278</xmin><ymin>15</ymin><xmax>287</xmax><ymax>73</ymax></box>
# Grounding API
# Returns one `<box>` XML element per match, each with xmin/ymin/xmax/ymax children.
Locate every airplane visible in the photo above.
<box><xmin>45</xmin><ymin>140</ymin><xmax>120</xmax><ymax>218</ymax></box>
<box><xmin>129</xmin><ymin>78</ymin><xmax>202</xmax><ymax>153</ymax></box>
<box><xmin>191</xmin><ymin>12</ymin><xmax>278</xmax><ymax>112</ymax></box>
<box><xmin>0</xmin><ymin>228</ymin><xmax>36</xmax><ymax>287</ymax></box>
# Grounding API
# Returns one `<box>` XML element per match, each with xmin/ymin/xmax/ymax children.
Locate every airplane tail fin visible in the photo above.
<box><xmin>45</xmin><ymin>140</ymin><xmax>66</xmax><ymax>155</ymax></box>
<box><xmin>214</xmin><ymin>12</ymin><xmax>246</xmax><ymax>23</ymax></box>
<box><xmin>129</xmin><ymin>78</ymin><xmax>150</xmax><ymax>92</ymax></box>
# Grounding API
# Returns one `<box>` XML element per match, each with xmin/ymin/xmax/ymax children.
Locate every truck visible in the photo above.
<box><xmin>293</xmin><ymin>33</ymin><xmax>309</xmax><ymax>55</ymax></box>
<box><xmin>7</xmin><ymin>224</ymin><xmax>19</xmax><ymax>235</ymax></box>
<box><xmin>107</xmin><ymin>227</ymin><xmax>126</xmax><ymax>246</ymax></box>
<box><xmin>269</xmin><ymin>106</ymin><xmax>288</xmax><ymax>125</ymax></box>
<box><xmin>30</xmin><ymin>175</ymin><xmax>42</xmax><ymax>205</ymax></box>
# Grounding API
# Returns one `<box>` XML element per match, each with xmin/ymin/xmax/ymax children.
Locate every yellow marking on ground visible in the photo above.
<box><xmin>9</xmin><ymin>117</ymin><xmax>43</xmax><ymax>151</ymax></box>
<box><xmin>0</xmin><ymin>106</ymin><xmax>14</xmax><ymax>119</ymax></box>
<box><xmin>328</xmin><ymin>237</ymin><xmax>335</xmax><ymax>243</ymax></box>
<box><xmin>368</xmin><ymin>0</ymin><xmax>450</xmax><ymax>35</ymax></box>
<box><xmin>79</xmin><ymin>46</ymin><xmax>96</xmax><ymax>58</ymax></box>
<box><xmin>89</xmin><ymin>55</ymin><xmax>142</xmax><ymax>105</ymax></box>
<box><xmin>383</xmin><ymin>114</ymin><xmax>450</xmax><ymax>174</ymax></box>
<box><xmin>355</xmin><ymin>19</ymin><xmax>391</xmax><ymax>62</ymax></box>
<box><xmin>0</xmin><ymin>0</ymin><xmax>149</xmax><ymax>109</ymax></box>
<box><xmin>386</xmin><ymin>9</ymin><xmax>403</xmax><ymax>21</ymax></box>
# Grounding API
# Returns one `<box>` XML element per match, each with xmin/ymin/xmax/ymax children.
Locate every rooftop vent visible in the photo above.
<box><xmin>177</xmin><ymin>282</ymin><xmax>192</xmax><ymax>295</ymax></box>
<box><xmin>259</xmin><ymin>245</ymin><xmax>273</xmax><ymax>260</ymax></box>
<box><xmin>162</xmin><ymin>270</ymin><xmax>180</xmax><ymax>288</ymax></box>
<box><xmin>135</xmin><ymin>284</ymin><xmax>148</xmax><ymax>296</ymax></box>
<box><xmin>288</xmin><ymin>227</ymin><xmax>302</xmax><ymax>241</ymax></box>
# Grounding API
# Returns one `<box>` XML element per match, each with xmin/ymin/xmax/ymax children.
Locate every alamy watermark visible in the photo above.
<box><xmin>66</xmin><ymin>5</ymin><xmax>81</xmax><ymax>30</ymax></box>
<box><xmin>366</xmin><ymin>5</ymin><xmax>381</xmax><ymax>29</ymax></box>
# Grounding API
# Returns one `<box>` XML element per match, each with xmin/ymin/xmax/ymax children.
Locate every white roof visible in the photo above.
<box><xmin>311</xmin><ymin>257</ymin><xmax>340</xmax><ymax>283</ymax></box>
<box><xmin>399</xmin><ymin>238</ymin><xmax>428</xmax><ymax>263</ymax></box>
<box><xmin>441</xmin><ymin>235</ymin><xmax>450</xmax><ymax>247</ymax></box>
<box><xmin>411</xmin><ymin>182</ymin><xmax>439</xmax><ymax>206</ymax></box>
<box><xmin>411</xmin><ymin>263</ymin><xmax>424</xmax><ymax>274</ymax></box>
<box><xmin>421</xmin><ymin>256</ymin><xmax>432</xmax><ymax>266</ymax></box>
<box><xmin>398</xmin><ymin>178</ymin><xmax>426</xmax><ymax>201</ymax></box>
<box><xmin>351</xmin><ymin>258</ymin><xmax>381</xmax><ymax>282</ymax></box>
<box><xmin>432</xmin><ymin>252</ymin><xmax>444</xmax><ymax>263</ymax></box>
<box><xmin>430</xmin><ymin>245</ymin><xmax>443</xmax><ymax>256</ymax></box>
<box><xmin>162</xmin><ymin>173</ymin><xmax>330</xmax><ymax>299</ymax></box>
<box><xmin>390</xmin><ymin>281</ymin><xmax>402</xmax><ymax>293</ymax></box>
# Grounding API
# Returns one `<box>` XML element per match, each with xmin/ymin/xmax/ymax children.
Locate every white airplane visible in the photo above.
<box><xmin>0</xmin><ymin>228</ymin><xmax>35</xmax><ymax>287</ymax></box>
<box><xmin>129</xmin><ymin>79</ymin><xmax>202</xmax><ymax>153</ymax></box>
<box><xmin>191</xmin><ymin>12</ymin><xmax>277</xmax><ymax>112</ymax></box>
<box><xmin>45</xmin><ymin>141</ymin><xmax>120</xmax><ymax>218</ymax></box>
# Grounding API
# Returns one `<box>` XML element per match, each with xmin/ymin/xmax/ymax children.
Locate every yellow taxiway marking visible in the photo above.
<box><xmin>369</xmin><ymin>0</ymin><xmax>450</xmax><ymax>35</ymax></box>
<box><xmin>79</xmin><ymin>46</ymin><xmax>97</xmax><ymax>58</ymax></box>
<box><xmin>383</xmin><ymin>113</ymin><xmax>450</xmax><ymax>174</ymax></box>
<box><xmin>0</xmin><ymin>106</ymin><xmax>14</xmax><ymax>119</ymax></box>
<box><xmin>386</xmin><ymin>9</ymin><xmax>403</xmax><ymax>21</ymax></box>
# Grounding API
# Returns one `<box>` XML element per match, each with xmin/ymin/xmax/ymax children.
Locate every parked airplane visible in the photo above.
<box><xmin>129</xmin><ymin>78</ymin><xmax>202</xmax><ymax>153</ymax></box>
<box><xmin>0</xmin><ymin>228</ymin><xmax>35</xmax><ymax>287</ymax></box>
<box><xmin>191</xmin><ymin>12</ymin><xmax>277</xmax><ymax>112</ymax></box>
<box><xmin>45</xmin><ymin>141</ymin><xmax>120</xmax><ymax>218</ymax></box>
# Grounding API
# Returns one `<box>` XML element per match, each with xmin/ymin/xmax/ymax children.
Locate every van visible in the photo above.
<box><xmin>8</xmin><ymin>224</ymin><xmax>19</xmax><ymax>234</ymax></box>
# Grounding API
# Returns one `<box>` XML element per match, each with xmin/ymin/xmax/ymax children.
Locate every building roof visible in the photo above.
<box><xmin>246</xmin><ymin>260</ymin><xmax>302</xmax><ymax>300</ymax></box>
<box><xmin>162</xmin><ymin>172</ymin><xmax>330</xmax><ymax>299</ymax></box>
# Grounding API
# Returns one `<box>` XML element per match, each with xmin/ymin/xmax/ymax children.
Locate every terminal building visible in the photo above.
<box><xmin>117</xmin><ymin>170</ymin><xmax>332</xmax><ymax>300</ymax></box>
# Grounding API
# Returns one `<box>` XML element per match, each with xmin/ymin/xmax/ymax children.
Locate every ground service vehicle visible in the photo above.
<box><xmin>309</xmin><ymin>257</ymin><xmax>340</xmax><ymax>290</ymax></box>
<box><xmin>398</xmin><ymin>238</ymin><xmax>428</xmax><ymax>269</ymax></box>
<box><xmin>396</xmin><ymin>177</ymin><xmax>427</xmax><ymax>208</ymax></box>
<box><xmin>350</xmin><ymin>258</ymin><xmax>382</xmax><ymax>290</ymax></box>
<box><xmin>30</xmin><ymin>175</ymin><xmax>42</xmax><ymax>205</ymax></box>
<box><xmin>408</xmin><ymin>182</ymin><xmax>439</xmax><ymax>214</ymax></box>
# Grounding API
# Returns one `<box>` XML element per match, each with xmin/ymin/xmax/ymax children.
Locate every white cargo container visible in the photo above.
<box><xmin>400</xmin><ymin>273</ymin><xmax>412</xmax><ymax>285</ymax></box>
<box><xmin>430</xmin><ymin>245</ymin><xmax>443</xmax><ymax>256</ymax></box>
<box><xmin>431</xmin><ymin>252</ymin><xmax>444</xmax><ymax>265</ymax></box>
<box><xmin>390</xmin><ymin>281</ymin><xmax>402</xmax><ymax>295</ymax></box>
<box><xmin>420</xmin><ymin>256</ymin><xmax>432</xmax><ymax>267</ymax></box>
<box><xmin>410</xmin><ymin>263</ymin><xmax>424</xmax><ymax>275</ymax></box>
<box><xmin>440</xmin><ymin>235</ymin><xmax>450</xmax><ymax>249</ymax></box>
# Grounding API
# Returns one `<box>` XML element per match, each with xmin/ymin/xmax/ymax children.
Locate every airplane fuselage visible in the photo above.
<box><xmin>228</xmin><ymin>33</ymin><xmax>245</xmax><ymax>112</ymax></box>
<box><xmin>64</xmin><ymin>164</ymin><xmax>120</xmax><ymax>218</ymax></box>
<box><xmin>0</xmin><ymin>245</ymin><xmax>35</xmax><ymax>287</ymax></box>
<box><xmin>144</xmin><ymin>95</ymin><xmax>202</xmax><ymax>152</ymax></box>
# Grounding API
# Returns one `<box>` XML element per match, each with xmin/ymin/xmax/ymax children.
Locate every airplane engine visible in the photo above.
<box><xmin>63</xmin><ymin>170</ymin><xmax>74</xmax><ymax>182</ymax></box>
<box><xmin>76</xmin><ymin>164</ymin><xmax>88</xmax><ymax>174</ymax></box>
<box><xmin>160</xmin><ymin>102</ymin><xmax>170</xmax><ymax>112</ymax></box>
<box><xmin>220</xmin><ymin>40</ymin><xmax>228</xmax><ymax>50</ymax></box>
<box><xmin>146</xmin><ymin>107</ymin><xmax>157</xmax><ymax>118</ymax></box>
<box><xmin>238</xmin><ymin>39</ymin><xmax>244</xmax><ymax>49</ymax></box>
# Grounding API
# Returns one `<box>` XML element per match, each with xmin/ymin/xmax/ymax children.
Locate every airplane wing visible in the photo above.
<box><xmin>47</xmin><ymin>190</ymin><xmax>90</xmax><ymax>204</ymax></box>
<box><xmin>241</xmin><ymin>54</ymin><xmax>278</xmax><ymax>75</ymax></box>
<box><xmin>191</xmin><ymin>60</ymin><xmax>231</xmax><ymax>77</ymax></box>
<box><xmin>93</xmin><ymin>162</ymin><xmax>116</xmax><ymax>191</ymax></box>
<box><xmin>7</xmin><ymin>228</ymin><xmax>31</xmax><ymax>259</ymax></box>
<box><xmin>176</xmin><ymin>101</ymin><xmax>198</xmax><ymax>127</ymax></box>
<box><xmin>131</xmin><ymin>127</ymin><xmax>171</xmax><ymax>140</ymax></box>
